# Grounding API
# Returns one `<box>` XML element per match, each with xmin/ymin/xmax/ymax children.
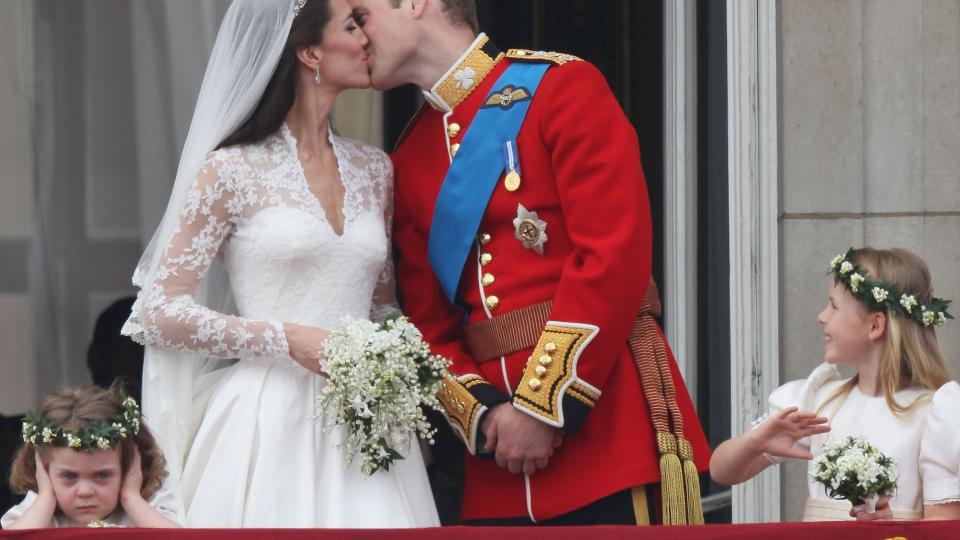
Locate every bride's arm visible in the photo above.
<box><xmin>134</xmin><ymin>155</ymin><xmax>319</xmax><ymax>367</ymax></box>
<box><xmin>370</xmin><ymin>153</ymin><xmax>399</xmax><ymax>322</ymax></box>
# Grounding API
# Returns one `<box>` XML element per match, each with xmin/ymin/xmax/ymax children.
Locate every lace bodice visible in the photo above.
<box><xmin>126</xmin><ymin>125</ymin><xmax>397</xmax><ymax>359</ymax></box>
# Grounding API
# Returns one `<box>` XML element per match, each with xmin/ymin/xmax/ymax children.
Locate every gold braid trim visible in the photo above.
<box><xmin>437</xmin><ymin>375</ymin><xmax>487</xmax><ymax>455</ymax></box>
<box><xmin>433</xmin><ymin>35</ymin><xmax>503</xmax><ymax>110</ymax></box>
<box><xmin>513</xmin><ymin>323</ymin><xmax>598</xmax><ymax>428</ymax></box>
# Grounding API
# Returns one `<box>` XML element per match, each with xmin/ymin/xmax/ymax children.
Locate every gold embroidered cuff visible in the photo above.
<box><xmin>436</xmin><ymin>374</ymin><xmax>502</xmax><ymax>455</ymax></box>
<box><xmin>512</xmin><ymin>322</ymin><xmax>600</xmax><ymax>428</ymax></box>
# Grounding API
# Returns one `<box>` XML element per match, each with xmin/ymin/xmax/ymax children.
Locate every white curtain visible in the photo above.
<box><xmin>12</xmin><ymin>0</ymin><xmax>384</xmax><ymax>410</ymax></box>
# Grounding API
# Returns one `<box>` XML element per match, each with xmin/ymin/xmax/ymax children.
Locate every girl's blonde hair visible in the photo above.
<box><xmin>9</xmin><ymin>383</ymin><xmax>168</xmax><ymax>499</ymax></box>
<box><xmin>819</xmin><ymin>247</ymin><xmax>951</xmax><ymax>415</ymax></box>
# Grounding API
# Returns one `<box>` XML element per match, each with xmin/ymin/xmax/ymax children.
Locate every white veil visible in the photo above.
<box><xmin>122</xmin><ymin>0</ymin><xmax>299</xmax><ymax>512</ymax></box>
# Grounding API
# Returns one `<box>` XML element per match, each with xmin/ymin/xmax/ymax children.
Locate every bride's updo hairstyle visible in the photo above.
<box><xmin>218</xmin><ymin>0</ymin><xmax>331</xmax><ymax>149</ymax></box>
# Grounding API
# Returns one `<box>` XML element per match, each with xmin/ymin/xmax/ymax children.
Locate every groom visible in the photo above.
<box><xmin>349</xmin><ymin>0</ymin><xmax>711</xmax><ymax>525</ymax></box>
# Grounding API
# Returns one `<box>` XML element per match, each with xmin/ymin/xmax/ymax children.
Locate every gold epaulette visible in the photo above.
<box><xmin>506</xmin><ymin>49</ymin><xmax>582</xmax><ymax>66</ymax></box>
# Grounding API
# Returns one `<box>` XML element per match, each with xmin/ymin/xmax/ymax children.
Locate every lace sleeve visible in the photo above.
<box><xmin>133</xmin><ymin>154</ymin><xmax>289</xmax><ymax>358</ymax></box>
<box><xmin>370</xmin><ymin>153</ymin><xmax>399</xmax><ymax>323</ymax></box>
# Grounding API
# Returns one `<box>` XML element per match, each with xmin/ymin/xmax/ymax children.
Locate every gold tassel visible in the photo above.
<box><xmin>657</xmin><ymin>432</ymin><xmax>687</xmax><ymax>525</ymax></box>
<box><xmin>679</xmin><ymin>437</ymin><xmax>704</xmax><ymax>524</ymax></box>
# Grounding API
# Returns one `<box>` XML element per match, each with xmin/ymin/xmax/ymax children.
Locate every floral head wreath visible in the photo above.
<box><xmin>830</xmin><ymin>248</ymin><xmax>953</xmax><ymax>328</ymax></box>
<box><xmin>293</xmin><ymin>0</ymin><xmax>307</xmax><ymax>16</ymax></box>
<box><xmin>21</xmin><ymin>395</ymin><xmax>142</xmax><ymax>452</ymax></box>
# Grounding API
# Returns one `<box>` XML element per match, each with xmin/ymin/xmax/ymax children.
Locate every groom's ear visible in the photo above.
<box><xmin>409</xmin><ymin>0</ymin><xmax>427</xmax><ymax>19</ymax></box>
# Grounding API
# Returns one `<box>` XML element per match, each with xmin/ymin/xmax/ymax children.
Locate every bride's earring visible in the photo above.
<box><xmin>314</xmin><ymin>65</ymin><xmax>322</xmax><ymax>86</ymax></box>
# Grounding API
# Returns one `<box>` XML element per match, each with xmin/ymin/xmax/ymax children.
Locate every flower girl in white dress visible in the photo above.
<box><xmin>709</xmin><ymin>247</ymin><xmax>952</xmax><ymax>521</ymax></box>
<box><xmin>122</xmin><ymin>0</ymin><xmax>439</xmax><ymax>528</ymax></box>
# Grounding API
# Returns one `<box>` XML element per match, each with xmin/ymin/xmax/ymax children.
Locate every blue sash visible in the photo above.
<box><xmin>427</xmin><ymin>62</ymin><xmax>550</xmax><ymax>304</ymax></box>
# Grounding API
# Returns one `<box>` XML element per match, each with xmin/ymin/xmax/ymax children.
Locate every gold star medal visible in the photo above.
<box><xmin>502</xmin><ymin>140</ymin><xmax>522</xmax><ymax>192</ymax></box>
<box><xmin>513</xmin><ymin>204</ymin><xmax>548</xmax><ymax>255</ymax></box>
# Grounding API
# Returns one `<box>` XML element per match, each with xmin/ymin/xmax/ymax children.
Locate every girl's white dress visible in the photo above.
<box><xmin>765</xmin><ymin>362</ymin><xmax>932</xmax><ymax>521</ymax></box>
<box><xmin>1</xmin><ymin>487</ymin><xmax>179</xmax><ymax>528</ymax></box>
<box><xmin>126</xmin><ymin>126</ymin><xmax>440</xmax><ymax>527</ymax></box>
<box><xmin>919</xmin><ymin>381</ymin><xmax>960</xmax><ymax>508</ymax></box>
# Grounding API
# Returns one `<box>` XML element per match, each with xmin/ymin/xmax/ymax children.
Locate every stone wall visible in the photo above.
<box><xmin>778</xmin><ymin>0</ymin><xmax>960</xmax><ymax>521</ymax></box>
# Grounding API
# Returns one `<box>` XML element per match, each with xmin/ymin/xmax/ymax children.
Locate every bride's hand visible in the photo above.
<box><xmin>748</xmin><ymin>406</ymin><xmax>830</xmax><ymax>460</ymax></box>
<box><xmin>283</xmin><ymin>322</ymin><xmax>330</xmax><ymax>376</ymax></box>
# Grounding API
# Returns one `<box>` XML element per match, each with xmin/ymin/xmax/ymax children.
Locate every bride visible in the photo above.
<box><xmin>122</xmin><ymin>0</ymin><xmax>439</xmax><ymax>528</ymax></box>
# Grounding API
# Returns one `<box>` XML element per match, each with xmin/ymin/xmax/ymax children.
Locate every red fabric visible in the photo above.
<box><xmin>3</xmin><ymin>522</ymin><xmax>960</xmax><ymax>540</ymax></box>
<box><xmin>392</xmin><ymin>57</ymin><xmax>710</xmax><ymax>522</ymax></box>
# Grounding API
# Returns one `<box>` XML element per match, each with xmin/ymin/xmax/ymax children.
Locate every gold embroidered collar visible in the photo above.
<box><xmin>424</xmin><ymin>33</ymin><xmax>504</xmax><ymax>113</ymax></box>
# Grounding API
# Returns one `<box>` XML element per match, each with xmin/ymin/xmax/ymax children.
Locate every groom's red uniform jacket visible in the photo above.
<box><xmin>391</xmin><ymin>36</ymin><xmax>710</xmax><ymax>522</ymax></box>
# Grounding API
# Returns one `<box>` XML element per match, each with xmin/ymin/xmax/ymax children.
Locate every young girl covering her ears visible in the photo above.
<box><xmin>710</xmin><ymin>247</ymin><xmax>952</xmax><ymax>521</ymax></box>
<box><xmin>2</xmin><ymin>384</ymin><xmax>180</xmax><ymax>528</ymax></box>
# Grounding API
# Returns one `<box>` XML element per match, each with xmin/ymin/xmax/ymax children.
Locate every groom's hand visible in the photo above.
<box><xmin>481</xmin><ymin>403</ymin><xmax>562</xmax><ymax>475</ymax></box>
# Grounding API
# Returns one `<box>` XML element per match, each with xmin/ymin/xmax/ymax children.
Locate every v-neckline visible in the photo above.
<box><xmin>281</xmin><ymin>123</ymin><xmax>348</xmax><ymax>238</ymax></box>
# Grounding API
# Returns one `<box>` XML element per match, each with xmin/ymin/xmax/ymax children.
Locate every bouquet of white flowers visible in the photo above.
<box><xmin>318</xmin><ymin>314</ymin><xmax>451</xmax><ymax>476</ymax></box>
<box><xmin>809</xmin><ymin>435</ymin><xmax>898</xmax><ymax>510</ymax></box>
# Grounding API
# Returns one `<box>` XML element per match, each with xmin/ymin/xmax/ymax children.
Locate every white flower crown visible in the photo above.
<box><xmin>830</xmin><ymin>248</ymin><xmax>952</xmax><ymax>328</ymax></box>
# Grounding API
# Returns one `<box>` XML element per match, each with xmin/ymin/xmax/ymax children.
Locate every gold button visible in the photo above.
<box><xmin>478</xmin><ymin>233</ymin><xmax>491</xmax><ymax>246</ymax></box>
<box><xmin>539</xmin><ymin>354</ymin><xmax>552</xmax><ymax>365</ymax></box>
<box><xmin>528</xmin><ymin>378</ymin><xmax>541</xmax><ymax>390</ymax></box>
<box><xmin>485</xmin><ymin>296</ymin><xmax>500</xmax><ymax>310</ymax></box>
<box><xmin>480</xmin><ymin>253</ymin><xmax>493</xmax><ymax>266</ymax></box>
<box><xmin>544</xmin><ymin>342</ymin><xmax>557</xmax><ymax>354</ymax></box>
<box><xmin>457</xmin><ymin>403</ymin><xmax>465</xmax><ymax>414</ymax></box>
<box><xmin>450</xmin><ymin>143</ymin><xmax>461</xmax><ymax>157</ymax></box>
<box><xmin>535</xmin><ymin>365</ymin><xmax>548</xmax><ymax>377</ymax></box>
<box><xmin>447</xmin><ymin>123</ymin><xmax>461</xmax><ymax>138</ymax></box>
<box><xmin>481</xmin><ymin>273</ymin><xmax>495</xmax><ymax>287</ymax></box>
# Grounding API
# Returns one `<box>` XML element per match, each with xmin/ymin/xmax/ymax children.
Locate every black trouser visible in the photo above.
<box><xmin>464</xmin><ymin>485</ymin><xmax>657</xmax><ymax>526</ymax></box>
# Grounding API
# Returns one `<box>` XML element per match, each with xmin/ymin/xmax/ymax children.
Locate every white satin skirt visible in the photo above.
<box><xmin>179</xmin><ymin>357</ymin><xmax>440</xmax><ymax>528</ymax></box>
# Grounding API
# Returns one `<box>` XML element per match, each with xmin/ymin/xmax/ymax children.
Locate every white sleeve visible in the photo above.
<box><xmin>127</xmin><ymin>153</ymin><xmax>289</xmax><ymax>359</ymax></box>
<box><xmin>920</xmin><ymin>381</ymin><xmax>960</xmax><ymax>506</ymax></box>
<box><xmin>146</xmin><ymin>484</ymin><xmax>182</xmax><ymax>524</ymax></box>
<box><xmin>1</xmin><ymin>491</ymin><xmax>50</xmax><ymax>529</ymax></box>
<box><xmin>369</xmin><ymin>152</ymin><xmax>399</xmax><ymax>323</ymax></box>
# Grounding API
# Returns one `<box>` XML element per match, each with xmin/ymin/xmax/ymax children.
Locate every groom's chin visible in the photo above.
<box><xmin>368</xmin><ymin>71</ymin><xmax>403</xmax><ymax>92</ymax></box>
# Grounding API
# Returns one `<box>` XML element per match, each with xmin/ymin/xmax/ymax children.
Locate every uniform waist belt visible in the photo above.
<box><xmin>464</xmin><ymin>279</ymin><xmax>663</xmax><ymax>362</ymax></box>
<box><xmin>462</xmin><ymin>277</ymin><xmax>705</xmax><ymax>524</ymax></box>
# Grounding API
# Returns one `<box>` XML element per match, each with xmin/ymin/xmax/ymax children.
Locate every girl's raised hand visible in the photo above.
<box><xmin>750</xmin><ymin>406</ymin><xmax>831</xmax><ymax>460</ymax></box>
<box><xmin>121</xmin><ymin>446</ymin><xmax>145</xmax><ymax>502</ymax></box>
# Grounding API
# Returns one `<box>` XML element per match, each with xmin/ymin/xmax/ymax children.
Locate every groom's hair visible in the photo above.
<box><xmin>390</xmin><ymin>0</ymin><xmax>478</xmax><ymax>33</ymax></box>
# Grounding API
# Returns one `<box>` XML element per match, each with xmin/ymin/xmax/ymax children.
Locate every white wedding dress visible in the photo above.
<box><xmin>127</xmin><ymin>125</ymin><xmax>439</xmax><ymax>528</ymax></box>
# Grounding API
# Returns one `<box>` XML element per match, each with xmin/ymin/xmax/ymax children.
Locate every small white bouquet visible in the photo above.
<box><xmin>318</xmin><ymin>313</ymin><xmax>450</xmax><ymax>476</ymax></box>
<box><xmin>809</xmin><ymin>435</ymin><xmax>898</xmax><ymax>511</ymax></box>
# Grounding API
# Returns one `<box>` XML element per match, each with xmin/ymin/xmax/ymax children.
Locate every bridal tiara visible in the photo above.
<box><xmin>294</xmin><ymin>0</ymin><xmax>307</xmax><ymax>16</ymax></box>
